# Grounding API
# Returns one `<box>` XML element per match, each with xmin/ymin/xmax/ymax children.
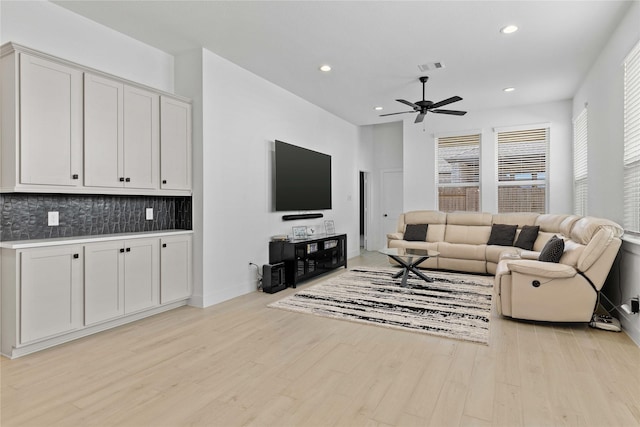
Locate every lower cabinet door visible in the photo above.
<box><xmin>124</xmin><ymin>238</ymin><xmax>159</xmax><ymax>313</ymax></box>
<box><xmin>20</xmin><ymin>245</ymin><xmax>83</xmax><ymax>344</ymax></box>
<box><xmin>84</xmin><ymin>241</ymin><xmax>125</xmax><ymax>325</ymax></box>
<box><xmin>160</xmin><ymin>234</ymin><xmax>192</xmax><ymax>304</ymax></box>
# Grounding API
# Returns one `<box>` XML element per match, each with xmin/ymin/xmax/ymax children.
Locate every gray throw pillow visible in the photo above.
<box><xmin>404</xmin><ymin>224</ymin><xmax>428</xmax><ymax>241</ymax></box>
<box><xmin>538</xmin><ymin>235</ymin><xmax>564</xmax><ymax>263</ymax></box>
<box><xmin>487</xmin><ymin>224</ymin><xmax>518</xmax><ymax>246</ymax></box>
<box><xmin>514</xmin><ymin>225</ymin><xmax>540</xmax><ymax>250</ymax></box>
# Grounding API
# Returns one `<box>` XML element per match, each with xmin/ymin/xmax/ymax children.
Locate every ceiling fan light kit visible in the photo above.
<box><xmin>379</xmin><ymin>76</ymin><xmax>467</xmax><ymax>123</ymax></box>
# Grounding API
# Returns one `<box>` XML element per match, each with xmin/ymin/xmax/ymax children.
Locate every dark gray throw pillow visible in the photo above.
<box><xmin>487</xmin><ymin>224</ymin><xmax>518</xmax><ymax>246</ymax></box>
<box><xmin>514</xmin><ymin>225</ymin><xmax>540</xmax><ymax>250</ymax></box>
<box><xmin>538</xmin><ymin>235</ymin><xmax>564</xmax><ymax>263</ymax></box>
<box><xmin>404</xmin><ymin>224</ymin><xmax>428</xmax><ymax>241</ymax></box>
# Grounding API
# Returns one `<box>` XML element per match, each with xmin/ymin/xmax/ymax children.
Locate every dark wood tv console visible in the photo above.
<box><xmin>269</xmin><ymin>234</ymin><xmax>347</xmax><ymax>287</ymax></box>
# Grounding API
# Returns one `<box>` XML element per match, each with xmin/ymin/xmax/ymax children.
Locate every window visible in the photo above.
<box><xmin>437</xmin><ymin>133</ymin><xmax>480</xmax><ymax>212</ymax></box>
<box><xmin>624</xmin><ymin>41</ymin><xmax>640</xmax><ymax>233</ymax></box>
<box><xmin>573</xmin><ymin>107</ymin><xmax>588</xmax><ymax>216</ymax></box>
<box><xmin>496</xmin><ymin>127</ymin><xmax>548</xmax><ymax>213</ymax></box>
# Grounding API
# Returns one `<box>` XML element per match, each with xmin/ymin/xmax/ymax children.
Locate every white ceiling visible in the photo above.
<box><xmin>53</xmin><ymin>0</ymin><xmax>633</xmax><ymax>126</ymax></box>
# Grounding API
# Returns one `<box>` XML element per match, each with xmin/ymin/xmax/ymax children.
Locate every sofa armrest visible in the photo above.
<box><xmin>505</xmin><ymin>259</ymin><xmax>576</xmax><ymax>279</ymax></box>
<box><xmin>519</xmin><ymin>250</ymin><xmax>540</xmax><ymax>260</ymax></box>
<box><xmin>387</xmin><ymin>232</ymin><xmax>404</xmax><ymax>240</ymax></box>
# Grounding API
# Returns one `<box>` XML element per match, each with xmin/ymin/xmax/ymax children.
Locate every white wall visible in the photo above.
<box><xmin>573</xmin><ymin>1</ymin><xmax>640</xmax><ymax>344</ymax></box>
<box><xmin>178</xmin><ymin>48</ymin><xmax>361</xmax><ymax>307</ymax></box>
<box><xmin>402</xmin><ymin>100</ymin><xmax>573</xmax><ymax>214</ymax></box>
<box><xmin>0</xmin><ymin>1</ymin><xmax>174</xmax><ymax>92</ymax></box>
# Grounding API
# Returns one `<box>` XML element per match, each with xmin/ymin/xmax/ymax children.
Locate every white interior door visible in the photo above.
<box><xmin>381</xmin><ymin>169</ymin><xmax>403</xmax><ymax>248</ymax></box>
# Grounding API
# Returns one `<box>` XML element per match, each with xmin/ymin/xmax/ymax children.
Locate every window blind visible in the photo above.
<box><xmin>437</xmin><ymin>133</ymin><xmax>480</xmax><ymax>212</ymax></box>
<box><xmin>624</xmin><ymin>41</ymin><xmax>640</xmax><ymax>233</ymax></box>
<box><xmin>573</xmin><ymin>108</ymin><xmax>588</xmax><ymax>216</ymax></box>
<box><xmin>497</xmin><ymin>127</ymin><xmax>548</xmax><ymax>213</ymax></box>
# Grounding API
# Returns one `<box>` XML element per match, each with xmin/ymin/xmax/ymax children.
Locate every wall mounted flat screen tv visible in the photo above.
<box><xmin>275</xmin><ymin>140</ymin><xmax>332</xmax><ymax>211</ymax></box>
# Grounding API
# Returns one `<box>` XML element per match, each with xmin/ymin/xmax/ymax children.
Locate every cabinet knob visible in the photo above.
<box><xmin>72</xmin><ymin>174</ymin><xmax>79</xmax><ymax>180</ymax></box>
<box><xmin>125</xmin><ymin>177</ymin><xmax>131</xmax><ymax>182</ymax></box>
<box><xmin>126</xmin><ymin>247</ymin><xmax>131</xmax><ymax>252</ymax></box>
<box><xmin>162</xmin><ymin>179</ymin><xmax>167</xmax><ymax>184</ymax></box>
<box><xmin>162</xmin><ymin>243</ymin><xmax>167</xmax><ymax>248</ymax></box>
<box><xmin>119</xmin><ymin>177</ymin><xmax>125</xmax><ymax>182</ymax></box>
<box><xmin>73</xmin><ymin>253</ymin><xmax>79</xmax><ymax>259</ymax></box>
<box><xmin>120</xmin><ymin>248</ymin><xmax>125</xmax><ymax>253</ymax></box>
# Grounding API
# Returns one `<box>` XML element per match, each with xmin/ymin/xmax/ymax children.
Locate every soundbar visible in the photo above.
<box><xmin>282</xmin><ymin>213</ymin><xmax>324</xmax><ymax>221</ymax></box>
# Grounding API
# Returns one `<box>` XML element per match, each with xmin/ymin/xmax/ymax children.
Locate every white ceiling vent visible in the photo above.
<box><xmin>418</xmin><ymin>62</ymin><xmax>445</xmax><ymax>72</ymax></box>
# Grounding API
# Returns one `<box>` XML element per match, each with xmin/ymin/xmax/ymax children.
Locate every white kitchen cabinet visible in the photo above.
<box><xmin>84</xmin><ymin>241</ymin><xmax>125</xmax><ymax>325</ymax></box>
<box><xmin>84</xmin><ymin>238</ymin><xmax>159</xmax><ymax>326</ymax></box>
<box><xmin>160</xmin><ymin>97</ymin><xmax>192</xmax><ymax>191</ymax></box>
<box><xmin>0</xmin><ymin>50</ymin><xmax>83</xmax><ymax>189</ymax></box>
<box><xmin>19</xmin><ymin>245</ymin><xmax>84</xmax><ymax>344</ymax></box>
<box><xmin>84</xmin><ymin>74</ymin><xmax>159</xmax><ymax>190</ymax></box>
<box><xmin>160</xmin><ymin>234</ymin><xmax>192</xmax><ymax>304</ymax></box>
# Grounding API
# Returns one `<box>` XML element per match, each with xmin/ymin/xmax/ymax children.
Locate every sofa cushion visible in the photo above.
<box><xmin>487</xmin><ymin>224</ymin><xmax>518</xmax><ymax>246</ymax></box>
<box><xmin>492</xmin><ymin>212</ymin><xmax>538</xmax><ymax>227</ymax></box>
<box><xmin>538</xmin><ymin>235</ymin><xmax>564</xmax><ymax>263</ymax></box>
<box><xmin>404</xmin><ymin>224</ymin><xmax>428</xmax><ymax>241</ymax></box>
<box><xmin>514</xmin><ymin>225</ymin><xmax>540</xmax><ymax>250</ymax></box>
<box><xmin>438</xmin><ymin>242</ymin><xmax>487</xmax><ymax>261</ymax></box>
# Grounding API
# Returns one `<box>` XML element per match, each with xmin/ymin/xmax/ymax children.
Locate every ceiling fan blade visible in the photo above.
<box><xmin>414</xmin><ymin>112</ymin><xmax>426</xmax><ymax>123</ymax></box>
<box><xmin>432</xmin><ymin>109</ymin><xmax>467</xmax><ymax>116</ymax></box>
<box><xmin>430</xmin><ymin>96</ymin><xmax>462</xmax><ymax>109</ymax></box>
<box><xmin>379</xmin><ymin>110</ymin><xmax>415</xmax><ymax>117</ymax></box>
<box><xmin>396</xmin><ymin>99</ymin><xmax>419</xmax><ymax>109</ymax></box>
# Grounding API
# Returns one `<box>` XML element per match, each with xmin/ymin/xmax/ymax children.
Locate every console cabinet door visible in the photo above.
<box><xmin>160</xmin><ymin>234</ymin><xmax>192</xmax><ymax>304</ymax></box>
<box><xmin>160</xmin><ymin>97</ymin><xmax>192</xmax><ymax>191</ymax></box>
<box><xmin>124</xmin><ymin>238</ymin><xmax>159</xmax><ymax>313</ymax></box>
<box><xmin>19</xmin><ymin>245</ymin><xmax>83</xmax><ymax>344</ymax></box>
<box><xmin>19</xmin><ymin>54</ymin><xmax>83</xmax><ymax>187</ymax></box>
<box><xmin>84</xmin><ymin>73</ymin><xmax>123</xmax><ymax>188</ymax></box>
<box><xmin>84</xmin><ymin>241</ymin><xmax>125</xmax><ymax>326</ymax></box>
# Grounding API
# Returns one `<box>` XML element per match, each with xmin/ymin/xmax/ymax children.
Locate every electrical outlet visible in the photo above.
<box><xmin>145</xmin><ymin>208</ymin><xmax>153</xmax><ymax>220</ymax></box>
<box><xmin>48</xmin><ymin>211</ymin><xmax>59</xmax><ymax>226</ymax></box>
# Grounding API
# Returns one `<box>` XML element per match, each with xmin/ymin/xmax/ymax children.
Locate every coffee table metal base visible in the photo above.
<box><xmin>387</xmin><ymin>254</ymin><xmax>434</xmax><ymax>287</ymax></box>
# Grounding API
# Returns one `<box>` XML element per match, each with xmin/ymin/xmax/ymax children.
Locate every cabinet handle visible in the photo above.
<box><xmin>162</xmin><ymin>243</ymin><xmax>167</xmax><ymax>248</ymax></box>
<box><xmin>126</xmin><ymin>248</ymin><xmax>131</xmax><ymax>252</ymax></box>
<box><xmin>125</xmin><ymin>177</ymin><xmax>131</xmax><ymax>182</ymax></box>
<box><xmin>162</xmin><ymin>179</ymin><xmax>167</xmax><ymax>184</ymax></box>
<box><xmin>119</xmin><ymin>177</ymin><xmax>125</xmax><ymax>182</ymax></box>
<box><xmin>73</xmin><ymin>253</ymin><xmax>79</xmax><ymax>259</ymax></box>
<box><xmin>72</xmin><ymin>174</ymin><xmax>79</xmax><ymax>180</ymax></box>
<box><xmin>120</xmin><ymin>248</ymin><xmax>125</xmax><ymax>253</ymax></box>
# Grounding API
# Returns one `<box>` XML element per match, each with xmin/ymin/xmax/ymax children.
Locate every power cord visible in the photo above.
<box><xmin>249</xmin><ymin>262</ymin><xmax>263</xmax><ymax>290</ymax></box>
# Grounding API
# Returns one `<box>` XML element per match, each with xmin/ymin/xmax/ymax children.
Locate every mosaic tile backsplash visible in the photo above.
<box><xmin>0</xmin><ymin>193</ymin><xmax>192</xmax><ymax>241</ymax></box>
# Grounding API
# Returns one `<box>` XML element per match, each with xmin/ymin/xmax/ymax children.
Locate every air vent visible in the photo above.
<box><xmin>418</xmin><ymin>62</ymin><xmax>445</xmax><ymax>72</ymax></box>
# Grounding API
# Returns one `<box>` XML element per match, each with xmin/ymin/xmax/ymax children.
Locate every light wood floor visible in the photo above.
<box><xmin>2</xmin><ymin>251</ymin><xmax>639</xmax><ymax>427</ymax></box>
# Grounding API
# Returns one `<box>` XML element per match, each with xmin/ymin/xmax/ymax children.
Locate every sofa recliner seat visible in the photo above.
<box><xmin>386</xmin><ymin>210</ymin><xmax>623</xmax><ymax>322</ymax></box>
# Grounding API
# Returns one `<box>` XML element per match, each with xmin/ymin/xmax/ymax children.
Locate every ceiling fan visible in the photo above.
<box><xmin>380</xmin><ymin>76</ymin><xmax>467</xmax><ymax>123</ymax></box>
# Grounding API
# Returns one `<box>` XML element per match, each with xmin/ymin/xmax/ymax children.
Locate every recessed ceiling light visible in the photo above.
<box><xmin>500</xmin><ymin>25</ymin><xmax>518</xmax><ymax>34</ymax></box>
<box><xmin>503</xmin><ymin>87</ymin><xmax>515</xmax><ymax>92</ymax></box>
<box><xmin>319</xmin><ymin>64</ymin><xmax>332</xmax><ymax>72</ymax></box>
<box><xmin>374</xmin><ymin>106</ymin><xmax>383</xmax><ymax>111</ymax></box>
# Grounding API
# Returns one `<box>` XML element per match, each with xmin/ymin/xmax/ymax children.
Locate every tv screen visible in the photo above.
<box><xmin>275</xmin><ymin>140</ymin><xmax>332</xmax><ymax>211</ymax></box>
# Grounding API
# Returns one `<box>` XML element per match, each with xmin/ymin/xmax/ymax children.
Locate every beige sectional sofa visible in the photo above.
<box><xmin>386</xmin><ymin>210</ymin><xmax>624</xmax><ymax>322</ymax></box>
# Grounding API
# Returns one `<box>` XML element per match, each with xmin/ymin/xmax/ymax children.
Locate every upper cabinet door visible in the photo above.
<box><xmin>19</xmin><ymin>54</ymin><xmax>83</xmax><ymax>186</ymax></box>
<box><xmin>123</xmin><ymin>86</ymin><xmax>159</xmax><ymax>189</ymax></box>
<box><xmin>160</xmin><ymin>97</ymin><xmax>192</xmax><ymax>191</ymax></box>
<box><xmin>84</xmin><ymin>73</ymin><xmax>124</xmax><ymax>188</ymax></box>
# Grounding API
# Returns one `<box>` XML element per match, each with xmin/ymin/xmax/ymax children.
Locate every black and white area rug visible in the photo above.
<box><xmin>268</xmin><ymin>267</ymin><xmax>493</xmax><ymax>345</ymax></box>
